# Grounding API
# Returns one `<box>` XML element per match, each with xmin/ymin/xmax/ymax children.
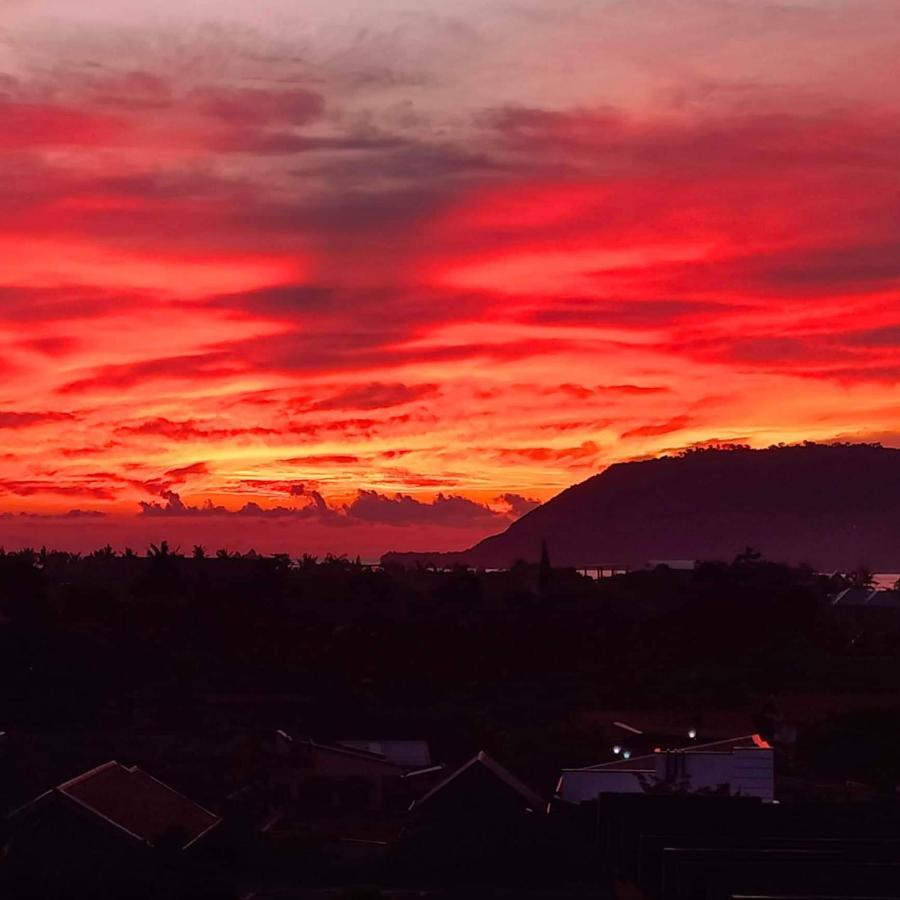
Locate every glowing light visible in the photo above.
<box><xmin>612</xmin><ymin>745</ymin><xmax>622</xmax><ymax>755</ymax></box>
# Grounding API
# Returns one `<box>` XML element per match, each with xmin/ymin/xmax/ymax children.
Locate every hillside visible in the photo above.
<box><xmin>382</xmin><ymin>443</ymin><xmax>900</xmax><ymax>571</ymax></box>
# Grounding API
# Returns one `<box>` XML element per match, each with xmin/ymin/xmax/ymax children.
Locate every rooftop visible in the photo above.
<box><xmin>571</xmin><ymin>733</ymin><xmax>773</xmax><ymax>773</ymax></box>
<box><xmin>56</xmin><ymin>761</ymin><xmax>220</xmax><ymax>848</ymax></box>
<box><xmin>411</xmin><ymin>750</ymin><xmax>544</xmax><ymax>812</ymax></box>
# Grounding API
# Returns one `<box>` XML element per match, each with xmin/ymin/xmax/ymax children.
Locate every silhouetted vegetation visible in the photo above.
<box><xmin>0</xmin><ymin>547</ymin><xmax>888</xmax><ymax>775</ymax></box>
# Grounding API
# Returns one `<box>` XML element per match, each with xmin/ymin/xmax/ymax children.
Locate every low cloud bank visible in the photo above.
<box><xmin>138</xmin><ymin>488</ymin><xmax>541</xmax><ymax>528</ymax></box>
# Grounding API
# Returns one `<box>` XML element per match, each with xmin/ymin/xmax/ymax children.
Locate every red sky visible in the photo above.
<box><xmin>1</xmin><ymin>0</ymin><xmax>899</xmax><ymax>556</ymax></box>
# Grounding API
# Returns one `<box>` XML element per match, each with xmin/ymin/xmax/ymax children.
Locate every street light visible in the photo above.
<box><xmin>612</xmin><ymin>745</ymin><xmax>622</xmax><ymax>755</ymax></box>
<box><xmin>688</xmin><ymin>728</ymin><xmax>697</xmax><ymax>740</ymax></box>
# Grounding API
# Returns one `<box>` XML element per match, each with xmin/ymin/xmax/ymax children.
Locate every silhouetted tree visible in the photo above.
<box><xmin>848</xmin><ymin>567</ymin><xmax>875</xmax><ymax>589</ymax></box>
<box><xmin>271</xmin><ymin>553</ymin><xmax>292</xmax><ymax>572</ymax></box>
<box><xmin>539</xmin><ymin>539</ymin><xmax>553</xmax><ymax>596</ymax></box>
<box><xmin>90</xmin><ymin>544</ymin><xmax>116</xmax><ymax>559</ymax></box>
<box><xmin>734</xmin><ymin>546</ymin><xmax>762</xmax><ymax>565</ymax></box>
<box><xmin>148</xmin><ymin>540</ymin><xmax>177</xmax><ymax>559</ymax></box>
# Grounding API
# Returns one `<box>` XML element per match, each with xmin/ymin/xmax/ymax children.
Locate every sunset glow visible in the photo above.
<box><xmin>2</xmin><ymin>0</ymin><xmax>899</xmax><ymax>555</ymax></box>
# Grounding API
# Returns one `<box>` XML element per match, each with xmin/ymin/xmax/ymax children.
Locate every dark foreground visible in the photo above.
<box><xmin>1</xmin><ymin>547</ymin><xmax>900</xmax><ymax>897</ymax></box>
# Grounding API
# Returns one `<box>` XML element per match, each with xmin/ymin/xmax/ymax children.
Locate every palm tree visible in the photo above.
<box><xmin>91</xmin><ymin>544</ymin><xmax>116</xmax><ymax>559</ymax></box>
<box><xmin>148</xmin><ymin>541</ymin><xmax>171</xmax><ymax>559</ymax></box>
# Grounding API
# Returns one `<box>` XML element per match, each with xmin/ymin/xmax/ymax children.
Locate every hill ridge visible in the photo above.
<box><xmin>382</xmin><ymin>443</ymin><xmax>900</xmax><ymax>571</ymax></box>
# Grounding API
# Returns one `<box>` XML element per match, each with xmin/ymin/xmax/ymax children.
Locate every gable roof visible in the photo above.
<box><xmin>55</xmin><ymin>761</ymin><xmax>220</xmax><ymax>848</ymax></box>
<box><xmin>410</xmin><ymin>750</ymin><xmax>543</xmax><ymax>811</ymax></box>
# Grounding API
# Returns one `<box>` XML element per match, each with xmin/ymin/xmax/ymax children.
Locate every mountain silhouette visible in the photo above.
<box><xmin>382</xmin><ymin>443</ymin><xmax>900</xmax><ymax>571</ymax></box>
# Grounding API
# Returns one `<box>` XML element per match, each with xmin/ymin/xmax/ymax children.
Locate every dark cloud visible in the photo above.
<box><xmin>138</xmin><ymin>491</ymin><xmax>222</xmax><ymax>517</ymax></box>
<box><xmin>490</xmin><ymin>105</ymin><xmax>900</xmax><ymax>176</ymax></box>
<box><xmin>0</xmin><ymin>508</ymin><xmax>107</xmax><ymax>520</ymax></box>
<box><xmin>495</xmin><ymin>493</ymin><xmax>541</xmax><ymax>518</ymax></box>
<box><xmin>219</xmin><ymin>131</ymin><xmax>407</xmax><ymax>156</ymax></box>
<box><xmin>88</xmin><ymin>70</ymin><xmax>174</xmax><ymax>111</ymax></box>
<box><xmin>529</xmin><ymin>298</ymin><xmax>741</xmax><ymax>328</ymax></box>
<box><xmin>303</xmin><ymin>138</ymin><xmax>505</xmax><ymax>179</ymax></box>
<box><xmin>622</xmin><ymin>416</ymin><xmax>693</xmax><ymax>439</ymax></box>
<box><xmin>58</xmin><ymin>353</ymin><xmax>240</xmax><ymax>394</ymax></box>
<box><xmin>678</xmin><ymin>241</ymin><xmax>900</xmax><ymax>300</ymax></box>
<box><xmin>138</xmin><ymin>487</ymin><xmax>334</xmax><ymax>520</ymax></box>
<box><xmin>60</xmin><ymin>442</ymin><xmax>124</xmax><ymax>458</ymax></box>
<box><xmin>844</xmin><ymin>324</ymin><xmax>900</xmax><ymax>348</ymax></box>
<box><xmin>279</xmin><ymin>454</ymin><xmax>361</xmax><ymax>466</ymax></box>
<box><xmin>599</xmin><ymin>384</ymin><xmax>669</xmax><ymax>395</ymax></box>
<box><xmin>137</xmin><ymin>487</ymin><xmax>510</xmax><ymax>529</ymax></box>
<box><xmin>19</xmin><ymin>336</ymin><xmax>81</xmax><ymax>356</ymax></box>
<box><xmin>164</xmin><ymin>462</ymin><xmax>209</xmax><ymax>480</ymax></box>
<box><xmin>193</xmin><ymin>86</ymin><xmax>324</xmax><ymax>128</ymax></box>
<box><xmin>748</xmin><ymin>242</ymin><xmax>900</xmax><ymax>294</ymax></box>
<box><xmin>0</xmin><ymin>286</ymin><xmax>129</xmax><ymax>324</ymax></box>
<box><xmin>0</xmin><ymin>479</ymin><xmax>116</xmax><ymax>500</ymax></box>
<box><xmin>495</xmin><ymin>442</ymin><xmax>600</xmax><ymax>464</ymax></box>
<box><xmin>282</xmin><ymin>413</ymin><xmax>420</xmax><ymax>440</ymax></box>
<box><xmin>0</xmin><ymin>411</ymin><xmax>75</xmax><ymax>429</ymax></box>
<box><xmin>115</xmin><ymin>417</ymin><xmax>278</xmax><ymax>441</ymax></box>
<box><xmin>345</xmin><ymin>490</ymin><xmax>504</xmax><ymax>527</ymax></box>
<box><xmin>706</xmin><ymin>336</ymin><xmax>856</xmax><ymax>367</ymax></box>
<box><xmin>311</xmin><ymin>382</ymin><xmax>439</xmax><ymax>412</ymax></box>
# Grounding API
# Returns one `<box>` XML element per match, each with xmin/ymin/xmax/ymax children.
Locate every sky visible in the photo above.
<box><xmin>1</xmin><ymin>0</ymin><xmax>899</xmax><ymax>556</ymax></box>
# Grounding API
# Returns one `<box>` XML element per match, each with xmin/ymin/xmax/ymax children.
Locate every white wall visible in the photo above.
<box><xmin>557</xmin><ymin>748</ymin><xmax>774</xmax><ymax>803</ymax></box>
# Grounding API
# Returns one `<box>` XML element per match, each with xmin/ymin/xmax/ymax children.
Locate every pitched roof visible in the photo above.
<box><xmin>401</xmin><ymin>764</ymin><xmax>446</xmax><ymax>780</ymax></box>
<box><xmin>831</xmin><ymin>587</ymin><xmax>900</xmax><ymax>607</ymax></box>
<box><xmin>337</xmin><ymin>740</ymin><xmax>432</xmax><ymax>768</ymax></box>
<box><xmin>276</xmin><ymin>731</ymin><xmax>409</xmax><ymax>768</ymax></box>
<box><xmin>56</xmin><ymin>761</ymin><xmax>220</xmax><ymax>848</ymax></box>
<box><xmin>410</xmin><ymin>750</ymin><xmax>544</xmax><ymax>811</ymax></box>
